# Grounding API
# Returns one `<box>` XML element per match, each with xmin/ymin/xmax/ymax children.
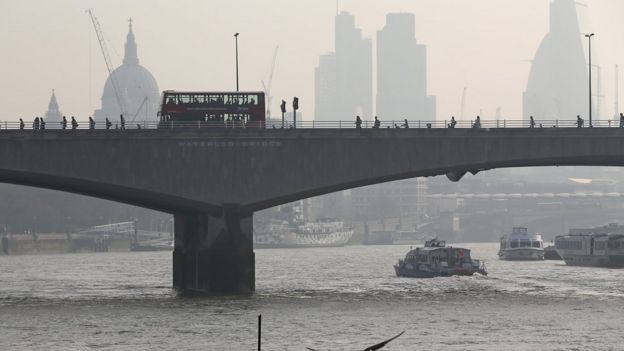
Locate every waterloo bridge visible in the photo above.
<box><xmin>1</xmin><ymin>120</ymin><xmax>623</xmax><ymax>293</ymax></box>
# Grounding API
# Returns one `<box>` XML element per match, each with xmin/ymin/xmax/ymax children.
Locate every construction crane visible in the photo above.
<box><xmin>132</xmin><ymin>96</ymin><xmax>149</xmax><ymax>122</ymax></box>
<box><xmin>86</xmin><ymin>9</ymin><xmax>126</xmax><ymax>116</ymax></box>
<box><xmin>261</xmin><ymin>46</ymin><xmax>279</xmax><ymax>119</ymax></box>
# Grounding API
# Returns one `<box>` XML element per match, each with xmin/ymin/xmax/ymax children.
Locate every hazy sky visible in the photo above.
<box><xmin>1</xmin><ymin>0</ymin><xmax>623</xmax><ymax>122</ymax></box>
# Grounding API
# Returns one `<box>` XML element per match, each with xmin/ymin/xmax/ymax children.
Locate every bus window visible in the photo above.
<box><xmin>178</xmin><ymin>94</ymin><xmax>191</xmax><ymax>104</ymax></box>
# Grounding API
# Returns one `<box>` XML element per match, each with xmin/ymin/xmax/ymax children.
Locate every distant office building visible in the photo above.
<box><xmin>315</xmin><ymin>12</ymin><xmax>372</xmax><ymax>121</ymax></box>
<box><xmin>44</xmin><ymin>89</ymin><xmax>62</xmax><ymax>122</ymax></box>
<box><xmin>314</xmin><ymin>54</ymin><xmax>337</xmax><ymax>121</ymax></box>
<box><xmin>523</xmin><ymin>0</ymin><xmax>588</xmax><ymax>121</ymax></box>
<box><xmin>352</xmin><ymin>178</ymin><xmax>428</xmax><ymax>224</ymax></box>
<box><xmin>377</xmin><ymin>13</ymin><xmax>436</xmax><ymax>121</ymax></box>
<box><xmin>93</xmin><ymin>19</ymin><xmax>160</xmax><ymax>122</ymax></box>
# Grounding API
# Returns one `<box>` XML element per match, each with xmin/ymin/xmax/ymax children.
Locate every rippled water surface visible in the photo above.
<box><xmin>1</xmin><ymin>243</ymin><xmax>624</xmax><ymax>350</ymax></box>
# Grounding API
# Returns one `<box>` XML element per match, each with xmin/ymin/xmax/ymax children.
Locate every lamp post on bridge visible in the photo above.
<box><xmin>585</xmin><ymin>33</ymin><xmax>595</xmax><ymax>127</ymax></box>
<box><xmin>234</xmin><ymin>33</ymin><xmax>240</xmax><ymax>92</ymax></box>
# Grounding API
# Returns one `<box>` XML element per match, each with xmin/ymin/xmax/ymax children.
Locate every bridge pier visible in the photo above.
<box><xmin>172</xmin><ymin>205</ymin><xmax>255</xmax><ymax>294</ymax></box>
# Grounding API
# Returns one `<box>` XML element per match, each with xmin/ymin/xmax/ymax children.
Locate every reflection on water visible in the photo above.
<box><xmin>1</xmin><ymin>243</ymin><xmax>623</xmax><ymax>350</ymax></box>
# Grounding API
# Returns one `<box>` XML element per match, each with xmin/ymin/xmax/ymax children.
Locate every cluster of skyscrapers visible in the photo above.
<box><xmin>316</xmin><ymin>0</ymin><xmax>603</xmax><ymax>123</ymax></box>
<box><xmin>315</xmin><ymin>12</ymin><xmax>436</xmax><ymax>122</ymax></box>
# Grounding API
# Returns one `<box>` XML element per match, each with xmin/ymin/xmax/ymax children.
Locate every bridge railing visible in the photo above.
<box><xmin>0</xmin><ymin>119</ymin><xmax>621</xmax><ymax>130</ymax></box>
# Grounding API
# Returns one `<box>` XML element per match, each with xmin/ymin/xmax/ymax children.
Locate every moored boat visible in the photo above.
<box><xmin>543</xmin><ymin>244</ymin><xmax>562</xmax><ymax>260</ymax></box>
<box><xmin>394</xmin><ymin>239</ymin><xmax>487</xmax><ymax>278</ymax></box>
<box><xmin>254</xmin><ymin>218</ymin><xmax>353</xmax><ymax>248</ymax></box>
<box><xmin>555</xmin><ymin>224</ymin><xmax>624</xmax><ymax>267</ymax></box>
<box><xmin>498</xmin><ymin>227</ymin><xmax>544</xmax><ymax>260</ymax></box>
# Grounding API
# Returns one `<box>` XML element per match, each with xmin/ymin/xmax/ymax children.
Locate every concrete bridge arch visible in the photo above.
<box><xmin>1</xmin><ymin>127</ymin><xmax>623</xmax><ymax>293</ymax></box>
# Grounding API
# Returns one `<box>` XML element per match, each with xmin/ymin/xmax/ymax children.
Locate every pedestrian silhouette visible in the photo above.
<box><xmin>120</xmin><ymin>114</ymin><xmax>125</xmax><ymax>130</ymax></box>
<box><xmin>40</xmin><ymin>118</ymin><xmax>45</xmax><ymax>130</ymax></box>
<box><xmin>576</xmin><ymin>115</ymin><xmax>584</xmax><ymax>128</ymax></box>
<box><xmin>373</xmin><ymin>116</ymin><xmax>381</xmax><ymax>129</ymax></box>
<box><xmin>89</xmin><ymin>116</ymin><xmax>95</xmax><ymax>130</ymax></box>
<box><xmin>402</xmin><ymin>119</ymin><xmax>409</xmax><ymax>129</ymax></box>
<box><xmin>33</xmin><ymin>117</ymin><xmax>39</xmax><ymax>130</ymax></box>
<box><xmin>448</xmin><ymin>116</ymin><xmax>457</xmax><ymax>128</ymax></box>
<box><xmin>105</xmin><ymin>117</ymin><xmax>112</xmax><ymax>130</ymax></box>
<box><xmin>620</xmin><ymin>113</ymin><xmax>624</xmax><ymax>128</ymax></box>
<box><xmin>61</xmin><ymin>116</ymin><xmax>67</xmax><ymax>130</ymax></box>
<box><xmin>529</xmin><ymin>116</ymin><xmax>535</xmax><ymax>128</ymax></box>
<box><xmin>71</xmin><ymin>116</ymin><xmax>78</xmax><ymax>130</ymax></box>
<box><xmin>19</xmin><ymin>118</ymin><xmax>24</xmax><ymax>130</ymax></box>
<box><xmin>472</xmin><ymin>116</ymin><xmax>481</xmax><ymax>128</ymax></box>
<box><xmin>355</xmin><ymin>115</ymin><xmax>362</xmax><ymax>129</ymax></box>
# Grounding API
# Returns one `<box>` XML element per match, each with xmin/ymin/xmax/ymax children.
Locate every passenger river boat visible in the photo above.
<box><xmin>498</xmin><ymin>227</ymin><xmax>544</xmax><ymax>260</ymax></box>
<box><xmin>555</xmin><ymin>223</ymin><xmax>624</xmax><ymax>267</ymax></box>
<box><xmin>394</xmin><ymin>239</ymin><xmax>487</xmax><ymax>278</ymax></box>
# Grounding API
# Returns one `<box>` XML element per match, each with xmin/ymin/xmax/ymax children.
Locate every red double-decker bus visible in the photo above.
<box><xmin>159</xmin><ymin>91</ymin><xmax>265</xmax><ymax>127</ymax></box>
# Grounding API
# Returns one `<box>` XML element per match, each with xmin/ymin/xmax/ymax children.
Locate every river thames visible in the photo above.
<box><xmin>1</xmin><ymin>243</ymin><xmax>623</xmax><ymax>350</ymax></box>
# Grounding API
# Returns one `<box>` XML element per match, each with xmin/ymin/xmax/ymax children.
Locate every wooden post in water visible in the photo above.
<box><xmin>257</xmin><ymin>314</ymin><xmax>261</xmax><ymax>351</ymax></box>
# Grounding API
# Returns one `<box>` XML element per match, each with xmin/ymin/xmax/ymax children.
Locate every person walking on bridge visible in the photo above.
<box><xmin>89</xmin><ymin>116</ymin><xmax>96</xmax><ymax>130</ymax></box>
<box><xmin>40</xmin><ymin>117</ymin><xmax>45</xmax><ymax>130</ymax></box>
<box><xmin>576</xmin><ymin>115</ymin><xmax>584</xmax><ymax>128</ymax></box>
<box><xmin>120</xmin><ymin>114</ymin><xmax>125</xmax><ymax>130</ymax></box>
<box><xmin>355</xmin><ymin>115</ymin><xmax>362</xmax><ymax>129</ymax></box>
<box><xmin>402</xmin><ymin>119</ymin><xmax>409</xmax><ymax>129</ymax></box>
<box><xmin>71</xmin><ymin>116</ymin><xmax>78</xmax><ymax>130</ymax></box>
<box><xmin>472</xmin><ymin>116</ymin><xmax>481</xmax><ymax>129</ymax></box>
<box><xmin>105</xmin><ymin>117</ymin><xmax>112</xmax><ymax>130</ymax></box>
<box><xmin>529</xmin><ymin>116</ymin><xmax>535</xmax><ymax>128</ymax></box>
<box><xmin>19</xmin><ymin>118</ymin><xmax>24</xmax><ymax>130</ymax></box>
<box><xmin>448</xmin><ymin>116</ymin><xmax>457</xmax><ymax>128</ymax></box>
<box><xmin>619</xmin><ymin>113</ymin><xmax>624</xmax><ymax>128</ymax></box>
<box><xmin>32</xmin><ymin>117</ymin><xmax>39</xmax><ymax>130</ymax></box>
<box><xmin>61</xmin><ymin>116</ymin><xmax>67</xmax><ymax>130</ymax></box>
<box><xmin>373</xmin><ymin>116</ymin><xmax>381</xmax><ymax>129</ymax></box>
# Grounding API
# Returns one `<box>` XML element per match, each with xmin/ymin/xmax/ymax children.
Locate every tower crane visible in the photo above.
<box><xmin>261</xmin><ymin>46</ymin><xmax>279</xmax><ymax>119</ymax></box>
<box><xmin>86</xmin><ymin>9</ymin><xmax>126</xmax><ymax>117</ymax></box>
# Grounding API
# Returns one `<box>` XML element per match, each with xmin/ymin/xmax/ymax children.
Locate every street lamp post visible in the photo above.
<box><xmin>585</xmin><ymin>33</ymin><xmax>595</xmax><ymax>127</ymax></box>
<box><xmin>234</xmin><ymin>33</ymin><xmax>240</xmax><ymax>92</ymax></box>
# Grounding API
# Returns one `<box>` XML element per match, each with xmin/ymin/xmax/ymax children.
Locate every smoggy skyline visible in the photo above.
<box><xmin>2</xmin><ymin>0</ymin><xmax>624</xmax><ymax>122</ymax></box>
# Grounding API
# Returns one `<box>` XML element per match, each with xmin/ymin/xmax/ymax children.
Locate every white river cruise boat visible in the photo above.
<box><xmin>555</xmin><ymin>224</ymin><xmax>624</xmax><ymax>267</ymax></box>
<box><xmin>498</xmin><ymin>227</ymin><xmax>544</xmax><ymax>260</ymax></box>
<box><xmin>253</xmin><ymin>201</ymin><xmax>353</xmax><ymax>248</ymax></box>
<box><xmin>254</xmin><ymin>218</ymin><xmax>353</xmax><ymax>248</ymax></box>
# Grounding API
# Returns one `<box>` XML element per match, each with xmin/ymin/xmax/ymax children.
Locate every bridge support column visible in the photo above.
<box><xmin>172</xmin><ymin>204</ymin><xmax>254</xmax><ymax>294</ymax></box>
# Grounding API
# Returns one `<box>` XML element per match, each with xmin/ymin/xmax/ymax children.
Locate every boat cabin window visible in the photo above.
<box><xmin>556</xmin><ymin>240</ymin><xmax>583</xmax><ymax>250</ymax></box>
<box><xmin>608</xmin><ymin>241</ymin><xmax>622</xmax><ymax>249</ymax></box>
<box><xmin>510</xmin><ymin>240</ymin><xmax>519</xmax><ymax>248</ymax></box>
<box><xmin>595</xmin><ymin>241</ymin><xmax>606</xmax><ymax>250</ymax></box>
<box><xmin>520</xmin><ymin>240</ymin><xmax>531</xmax><ymax>248</ymax></box>
<box><xmin>532</xmin><ymin>241</ymin><xmax>541</xmax><ymax>248</ymax></box>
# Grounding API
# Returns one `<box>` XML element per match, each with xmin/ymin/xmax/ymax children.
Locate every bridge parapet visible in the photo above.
<box><xmin>1</xmin><ymin>118</ymin><xmax>622</xmax><ymax>130</ymax></box>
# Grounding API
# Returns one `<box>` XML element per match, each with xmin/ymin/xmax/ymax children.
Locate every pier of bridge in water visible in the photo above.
<box><xmin>2</xmin><ymin>118</ymin><xmax>624</xmax><ymax>294</ymax></box>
